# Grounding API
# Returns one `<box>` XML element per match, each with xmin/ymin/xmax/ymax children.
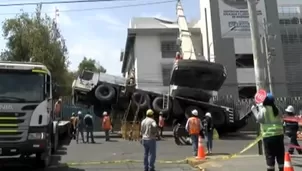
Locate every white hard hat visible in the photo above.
<box><xmin>191</xmin><ymin>109</ymin><xmax>198</xmax><ymax>116</ymax></box>
<box><xmin>205</xmin><ymin>112</ymin><xmax>211</xmax><ymax>117</ymax></box>
<box><xmin>78</xmin><ymin>111</ymin><xmax>82</xmax><ymax>115</ymax></box>
<box><xmin>103</xmin><ymin>111</ymin><xmax>108</xmax><ymax>116</ymax></box>
<box><xmin>285</xmin><ymin>105</ymin><xmax>295</xmax><ymax>113</ymax></box>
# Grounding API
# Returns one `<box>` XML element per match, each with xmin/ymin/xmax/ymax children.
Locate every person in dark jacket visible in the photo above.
<box><xmin>284</xmin><ymin>105</ymin><xmax>302</xmax><ymax>154</ymax></box>
<box><xmin>202</xmin><ymin>112</ymin><xmax>214</xmax><ymax>154</ymax></box>
<box><xmin>84</xmin><ymin>112</ymin><xmax>95</xmax><ymax>143</ymax></box>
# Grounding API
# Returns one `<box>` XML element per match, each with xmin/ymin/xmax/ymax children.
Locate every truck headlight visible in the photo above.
<box><xmin>28</xmin><ymin>133</ymin><xmax>45</xmax><ymax>140</ymax></box>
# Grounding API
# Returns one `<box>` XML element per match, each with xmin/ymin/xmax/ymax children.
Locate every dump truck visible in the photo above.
<box><xmin>0</xmin><ymin>61</ymin><xmax>71</xmax><ymax>168</ymax></box>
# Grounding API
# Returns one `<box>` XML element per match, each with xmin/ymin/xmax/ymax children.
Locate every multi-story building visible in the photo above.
<box><xmin>120</xmin><ymin>0</ymin><xmax>302</xmax><ymax>98</ymax></box>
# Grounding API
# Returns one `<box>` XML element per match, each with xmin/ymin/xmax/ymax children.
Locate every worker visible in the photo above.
<box><xmin>203</xmin><ymin>112</ymin><xmax>214</xmax><ymax>154</ymax></box>
<box><xmin>84</xmin><ymin>111</ymin><xmax>95</xmax><ymax>143</ymax></box>
<box><xmin>158</xmin><ymin>112</ymin><xmax>165</xmax><ymax>140</ymax></box>
<box><xmin>54</xmin><ymin>98</ymin><xmax>62</xmax><ymax>118</ymax></box>
<box><xmin>284</xmin><ymin>105</ymin><xmax>302</xmax><ymax>154</ymax></box>
<box><xmin>251</xmin><ymin>93</ymin><xmax>284</xmax><ymax>171</ymax></box>
<box><xmin>76</xmin><ymin>111</ymin><xmax>85</xmax><ymax>144</ymax></box>
<box><xmin>102</xmin><ymin>111</ymin><xmax>111</xmax><ymax>141</ymax></box>
<box><xmin>185</xmin><ymin>109</ymin><xmax>202</xmax><ymax>156</ymax></box>
<box><xmin>70</xmin><ymin>113</ymin><xmax>77</xmax><ymax>139</ymax></box>
<box><xmin>141</xmin><ymin>109</ymin><xmax>158</xmax><ymax>171</ymax></box>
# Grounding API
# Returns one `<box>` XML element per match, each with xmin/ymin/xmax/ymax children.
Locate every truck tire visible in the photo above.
<box><xmin>36</xmin><ymin>140</ymin><xmax>51</xmax><ymax>168</ymax></box>
<box><xmin>152</xmin><ymin>96</ymin><xmax>171</xmax><ymax>113</ymax></box>
<box><xmin>185</xmin><ymin>106</ymin><xmax>204</xmax><ymax>118</ymax></box>
<box><xmin>172</xmin><ymin>99</ymin><xmax>183</xmax><ymax>116</ymax></box>
<box><xmin>211</xmin><ymin>110</ymin><xmax>226</xmax><ymax>126</ymax></box>
<box><xmin>132</xmin><ymin>92</ymin><xmax>150</xmax><ymax>108</ymax></box>
<box><xmin>95</xmin><ymin>84</ymin><xmax>116</xmax><ymax>101</ymax></box>
<box><xmin>51</xmin><ymin>131</ymin><xmax>58</xmax><ymax>154</ymax></box>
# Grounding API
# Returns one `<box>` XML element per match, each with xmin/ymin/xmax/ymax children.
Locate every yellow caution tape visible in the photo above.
<box><xmin>217</xmin><ymin>134</ymin><xmax>263</xmax><ymax>160</ymax></box>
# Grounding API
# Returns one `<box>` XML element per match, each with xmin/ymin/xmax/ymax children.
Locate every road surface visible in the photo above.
<box><xmin>0</xmin><ymin>132</ymin><xmax>260</xmax><ymax>171</ymax></box>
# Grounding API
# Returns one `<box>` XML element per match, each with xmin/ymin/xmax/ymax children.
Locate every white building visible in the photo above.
<box><xmin>121</xmin><ymin>0</ymin><xmax>302</xmax><ymax>98</ymax></box>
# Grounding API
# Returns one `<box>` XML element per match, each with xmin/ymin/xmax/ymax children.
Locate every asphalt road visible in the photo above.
<box><xmin>0</xmin><ymin>132</ymin><xmax>260</xmax><ymax>171</ymax></box>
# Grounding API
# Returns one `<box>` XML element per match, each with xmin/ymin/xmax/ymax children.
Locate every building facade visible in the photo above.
<box><xmin>121</xmin><ymin>0</ymin><xmax>302</xmax><ymax>98</ymax></box>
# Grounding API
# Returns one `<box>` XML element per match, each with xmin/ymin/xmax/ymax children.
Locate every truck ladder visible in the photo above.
<box><xmin>176</xmin><ymin>0</ymin><xmax>196</xmax><ymax>60</ymax></box>
<box><xmin>163</xmin><ymin>94</ymin><xmax>169</xmax><ymax>109</ymax></box>
<box><xmin>129</xmin><ymin>98</ymin><xmax>141</xmax><ymax>141</ymax></box>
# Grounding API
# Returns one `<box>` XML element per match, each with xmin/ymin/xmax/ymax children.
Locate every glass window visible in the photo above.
<box><xmin>161</xmin><ymin>41</ymin><xmax>178</xmax><ymax>58</ymax></box>
<box><xmin>0</xmin><ymin>70</ymin><xmax>44</xmax><ymax>102</ymax></box>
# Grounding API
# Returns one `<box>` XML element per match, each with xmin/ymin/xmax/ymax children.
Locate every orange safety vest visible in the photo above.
<box><xmin>159</xmin><ymin>116</ymin><xmax>164</xmax><ymax>127</ymax></box>
<box><xmin>188</xmin><ymin>117</ymin><xmax>201</xmax><ymax>135</ymax></box>
<box><xmin>102</xmin><ymin>116</ymin><xmax>111</xmax><ymax>130</ymax></box>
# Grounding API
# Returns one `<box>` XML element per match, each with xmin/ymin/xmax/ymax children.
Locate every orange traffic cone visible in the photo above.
<box><xmin>196</xmin><ymin>136</ymin><xmax>205</xmax><ymax>160</ymax></box>
<box><xmin>284</xmin><ymin>152</ymin><xmax>294</xmax><ymax>171</ymax></box>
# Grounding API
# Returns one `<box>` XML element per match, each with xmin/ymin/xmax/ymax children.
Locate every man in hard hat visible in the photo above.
<box><xmin>251</xmin><ymin>93</ymin><xmax>284</xmax><ymax>171</ymax></box>
<box><xmin>102</xmin><ymin>111</ymin><xmax>112</xmax><ymax>141</ymax></box>
<box><xmin>185</xmin><ymin>109</ymin><xmax>202</xmax><ymax>156</ymax></box>
<box><xmin>141</xmin><ymin>109</ymin><xmax>158</xmax><ymax>171</ymax></box>
<box><xmin>84</xmin><ymin>111</ymin><xmax>95</xmax><ymax>143</ymax></box>
<box><xmin>203</xmin><ymin>112</ymin><xmax>214</xmax><ymax>154</ymax></box>
<box><xmin>76</xmin><ymin>111</ymin><xmax>85</xmax><ymax>144</ymax></box>
<box><xmin>284</xmin><ymin>105</ymin><xmax>302</xmax><ymax>154</ymax></box>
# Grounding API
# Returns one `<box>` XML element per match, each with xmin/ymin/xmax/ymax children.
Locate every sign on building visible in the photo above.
<box><xmin>218</xmin><ymin>0</ymin><xmax>266</xmax><ymax>38</ymax></box>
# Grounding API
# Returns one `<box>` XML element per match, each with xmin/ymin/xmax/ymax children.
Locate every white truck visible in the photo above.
<box><xmin>0</xmin><ymin>61</ymin><xmax>71</xmax><ymax>168</ymax></box>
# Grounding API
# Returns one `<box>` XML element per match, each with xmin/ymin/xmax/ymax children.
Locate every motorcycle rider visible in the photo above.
<box><xmin>284</xmin><ymin>105</ymin><xmax>302</xmax><ymax>154</ymax></box>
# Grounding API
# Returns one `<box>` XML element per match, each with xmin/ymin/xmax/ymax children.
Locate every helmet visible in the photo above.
<box><xmin>78</xmin><ymin>111</ymin><xmax>82</xmax><ymax>115</ymax></box>
<box><xmin>192</xmin><ymin>109</ymin><xmax>198</xmax><ymax>116</ymax></box>
<box><xmin>103</xmin><ymin>111</ymin><xmax>108</xmax><ymax>116</ymax></box>
<box><xmin>159</xmin><ymin>112</ymin><xmax>163</xmax><ymax>115</ymax></box>
<box><xmin>266</xmin><ymin>93</ymin><xmax>274</xmax><ymax>100</ymax></box>
<box><xmin>205</xmin><ymin>112</ymin><xmax>211</xmax><ymax>117</ymax></box>
<box><xmin>72</xmin><ymin>112</ymin><xmax>75</xmax><ymax>116</ymax></box>
<box><xmin>285</xmin><ymin>105</ymin><xmax>295</xmax><ymax>113</ymax></box>
<box><xmin>146</xmin><ymin>109</ymin><xmax>154</xmax><ymax>116</ymax></box>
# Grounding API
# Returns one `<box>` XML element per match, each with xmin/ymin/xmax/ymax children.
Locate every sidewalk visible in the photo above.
<box><xmin>197</xmin><ymin>155</ymin><xmax>302</xmax><ymax>171</ymax></box>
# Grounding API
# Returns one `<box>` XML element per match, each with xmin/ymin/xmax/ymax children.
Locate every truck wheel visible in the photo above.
<box><xmin>211</xmin><ymin>110</ymin><xmax>226</xmax><ymax>126</ymax></box>
<box><xmin>132</xmin><ymin>92</ymin><xmax>150</xmax><ymax>108</ymax></box>
<box><xmin>152</xmin><ymin>96</ymin><xmax>171</xmax><ymax>113</ymax></box>
<box><xmin>95</xmin><ymin>84</ymin><xmax>116</xmax><ymax>101</ymax></box>
<box><xmin>51</xmin><ymin>131</ymin><xmax>58</xmax><ymax>154</ymax></box>
<box><xmin>36</xmin><ymin>140</ymin><xmax>51</xmax><ymax>168</ymax></box>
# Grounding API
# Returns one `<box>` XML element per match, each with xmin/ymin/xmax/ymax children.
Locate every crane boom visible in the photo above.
<box><xmin>176</xmin><ymin>0</ymin><xmax>196</xmax><ymax>60</ymax></box>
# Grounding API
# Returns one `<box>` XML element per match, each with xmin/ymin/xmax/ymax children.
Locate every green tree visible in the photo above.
<box><xmin>0</xmin><ymin>5</ymin><xmax>71</xmax><ymax>96</ymax></box>
<box><xmin>78</xmin><ymin>57</ymin><xmax>106</xmax><ymax>73</ymax></box>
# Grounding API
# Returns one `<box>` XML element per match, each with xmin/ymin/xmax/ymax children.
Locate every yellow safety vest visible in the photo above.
<box><xmin>261</xmin><ymin>106</ymin><xmax>283</xmax><ymax>138</ymax></box>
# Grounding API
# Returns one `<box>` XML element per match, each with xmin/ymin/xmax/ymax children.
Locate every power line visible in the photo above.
<box><xmin>0</xmin><ymin>0</ymin><xmax>175</xmax><ymax>16</ymax></box>
<box><xmin>0</xmin><ymin>0</ymin><xmax>139</xmax><ymax>7</ymax></box>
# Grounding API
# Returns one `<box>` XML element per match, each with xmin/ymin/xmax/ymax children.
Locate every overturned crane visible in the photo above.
<box><xmin>71</xmin><ymin>0</ymin><xmax>250</xmax><ymax>145</ymax></box>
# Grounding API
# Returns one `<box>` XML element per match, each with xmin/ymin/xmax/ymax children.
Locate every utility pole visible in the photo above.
<box><xmin>247</xmin><ymin>0</ymin><xmax>265</xmax><ymax>155</ymax></box>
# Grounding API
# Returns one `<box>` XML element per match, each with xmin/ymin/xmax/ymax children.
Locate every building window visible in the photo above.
<box><xmin>281</xmin><ymin>34</ymin><xmax>301</xmax><ymax>44</ymax></box>
<box><xmin>161</xmin><ymin>41</ymin><xmax>177</xmax><ymax>58</ymax></box>
<box><xmin>162</xmin><ymin>67</ymin><xmax>171</xmax><ymax>86</ymax></box>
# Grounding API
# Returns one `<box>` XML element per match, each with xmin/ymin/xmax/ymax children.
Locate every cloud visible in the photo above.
<box><xmin>94</xmin><ymin>14</ymin><xmax>127</xmax><ymax>31</ymax></box>
<box><xmin>68</xmin><ymin>37</ymin><xmax>122</xmax><ymax>75</ymax></box>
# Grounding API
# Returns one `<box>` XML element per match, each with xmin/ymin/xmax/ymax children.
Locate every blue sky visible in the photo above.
<box><xmin>0</xmin><ymin>0</ymin><xmax>199</xmax><ymax>75</ymax></box>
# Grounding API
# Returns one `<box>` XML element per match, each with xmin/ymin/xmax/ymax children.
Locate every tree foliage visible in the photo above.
<box><xmin>78</xmin><ymin>57</ymin><xmax>106</xmax><ymax>73</ymax></box>
<box><xmin>0</xmin><ymin>6</ymin><xmax>73</xmax><ymax>96</ymax></box>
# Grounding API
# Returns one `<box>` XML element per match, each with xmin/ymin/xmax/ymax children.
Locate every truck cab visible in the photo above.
<box><xmin>0</xmin><ymin>61</ymin><xmax>53</xmax><ymax>167</ymax></box>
